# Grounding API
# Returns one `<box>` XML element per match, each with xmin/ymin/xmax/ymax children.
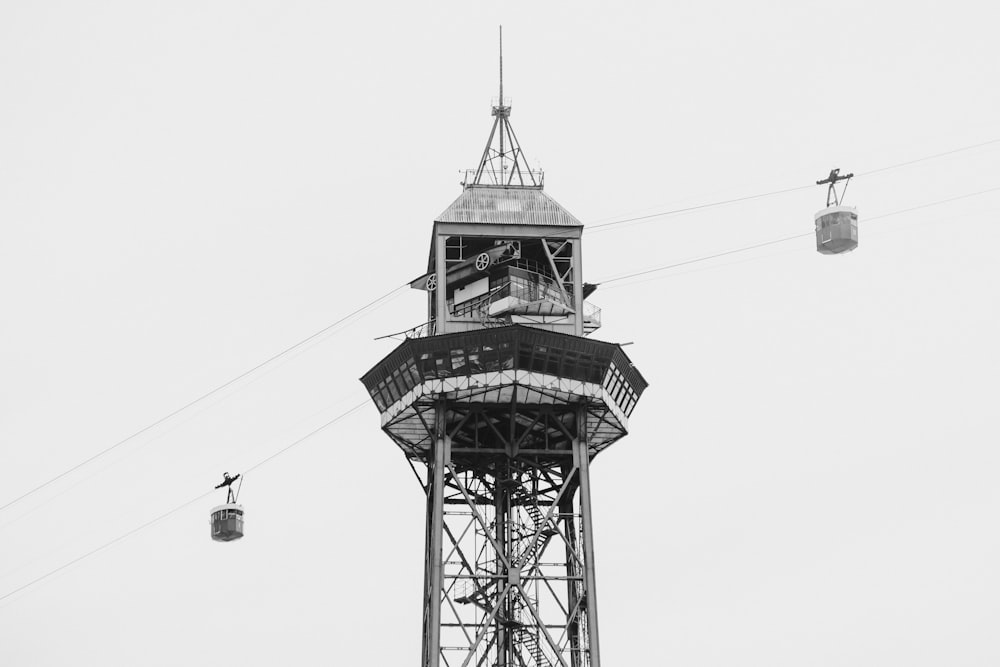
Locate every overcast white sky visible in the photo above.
<box><xmin>2</xmin><ymin>1</ymin><xmax>999</xmax><ymax>665</ymax></box>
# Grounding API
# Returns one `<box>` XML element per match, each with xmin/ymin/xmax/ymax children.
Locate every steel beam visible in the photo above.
<box><xmin>573</xmin><ymin>405</ymin><xmax>600</xmax><ymax>667</ymax></box>
<box><xmin>426</xmin><ymin>401</ymin><xmax>449</xmax><ymax>667</ymax></box>
<box><xmin>416</xmin><ymin>401</ymin><xmax>609</xmax><ymax>667</ymax></box>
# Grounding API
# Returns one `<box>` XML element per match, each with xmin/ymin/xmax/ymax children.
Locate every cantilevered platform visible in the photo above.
<box><xmin>361</xmin><ymin>325</ymin><xmax>647</xmax><ymax>460</ymax></box>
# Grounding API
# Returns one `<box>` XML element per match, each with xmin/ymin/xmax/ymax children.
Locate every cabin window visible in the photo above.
<box><xmin>390</xmin><ymin>371</ymin><xmax>404</xmax><ymax>398</ymax></box>
<box><xmin>418</xmin><ymin>352</ymin><xmax>434</xmax><ymax>380</ymax></box>
<box><xmin>467</xmin><ymin>346</ymin><xmax>482</xmax><ymax>373</ymax></box>
<box><xmin>609</xmin><ymin>376</ymin><xmax>623</xmax><ymax>401</ymax></box>
<box><xmin>381</xmin><ymin>377</ymin><xmax>399</xmax><ymax>404</ymax></box>
<box><xmin>546</xmin><ymin>351</ymin><xmax>561</xmax><ymax>376</ymax></box>
<box><xmin>407</xmin><ymin>361</ymin><xmax>421</xmax><ymax>386</ymax></box>
<box><xmin>562</xmin><ymin>352</ymin><xmax>581</xmax><ymax>380</ymax></box>
<box><xmin>499</xmin><ymin>342</ymin><xmax>513</xmax><ymax>370</ymax></box>
<box><xmin>389</xmin><ymin>368</ymin><xmax>401</xmax><ymax>395</ymax></box>
<box><xmin>434</xmin><ymin>351</ymin><xmax>451</xmax><ymax>376</ymax></box>
<box><xmin>398</xmin><ymin>362</ymin><xmax>417</xmax><ymax>392</ymax></box>
<box><xmin>451</xmin><ymin>348</ymin><xmax>467</xmax><ymax>374</ymax></box>
<box><xmin>517</xmin><ymin>341</ymin><xmax>533</xmax><ymax>371</ymax></box>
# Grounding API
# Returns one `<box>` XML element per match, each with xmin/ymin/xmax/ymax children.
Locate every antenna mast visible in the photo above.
<box><xmin>469</xmin><ymin>26</ymin><xmax>540</xmax><ymax>188</ymax></box>
<box><xmin>499</xmin><ymin>25</ymin><xmax>503</xmax><ymax>106</ymax></box>
<box><xmin>499</xmin><ymin>26</ymin><xmax>505</xmax><ymax>178</ymax></box>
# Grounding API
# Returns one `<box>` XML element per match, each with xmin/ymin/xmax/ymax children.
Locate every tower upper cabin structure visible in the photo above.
<box><xmin>409</xmin><ymin>106</ymin><xmax>598</xmax><ymax>339</ymax></box>
<box><xmin>362</xmin><ymin>31</ymin><xmax>647</xmax><ymax>667</ymax></box>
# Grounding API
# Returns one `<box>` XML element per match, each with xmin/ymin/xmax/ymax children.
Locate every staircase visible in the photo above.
<box><xmin>454</xmin><ymin>576</ymin><xmax>495</xmax><ymax>610</ymax></box>
<box><xmin>517</xmin><ymin>627</ymin><xmax>548</xmax><ymax>667</ymax></box>
<box><xmin>516</xmin><ymin>501</ymin><xmax>558</xmax><ymax>569</ymax></box>
<box><xmin>453</xmin><ymin>477</ymin><xmax>561</xmax><ymax>667</ymax></box>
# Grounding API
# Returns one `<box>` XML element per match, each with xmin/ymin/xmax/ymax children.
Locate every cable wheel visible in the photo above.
<box><xmin>475</xmin><ymin>252</ymin><xmax>491</xmax><ymax>271</ymax></box>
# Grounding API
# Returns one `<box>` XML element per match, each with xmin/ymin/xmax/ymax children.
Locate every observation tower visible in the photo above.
<box><xmin>362</xmin><ymin>39</ymin><xmax>647</xmax><ymax>667</ymax></box>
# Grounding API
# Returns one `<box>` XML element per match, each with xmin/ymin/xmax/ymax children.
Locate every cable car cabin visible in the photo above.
<box><xmin>210</xmin><ymin>503</ymin><xmax>244</xmax><ymax>542</ymax></box>
<box><xmin>815</xmin><ymin>205</ymin><xmax>858</xmax><ymax>254</ymax></box>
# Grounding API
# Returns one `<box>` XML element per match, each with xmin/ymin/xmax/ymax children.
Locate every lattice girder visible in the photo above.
<box><xmin>419</xmin><ymin>443</ymin><xmax>594</xmax><ymax>667</ymax></box>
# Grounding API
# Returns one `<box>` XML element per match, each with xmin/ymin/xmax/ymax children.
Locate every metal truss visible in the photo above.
<box><xmin>469</xmin><ymin>28</ymin><xmax>540</xmax><ymax>189</ymax></box>
<box><xmin>417</xmin><ymin>401</ymin><xmax>604</xmax><ymax>667</ymax></box>
<box><xmin>540</xmin><ymin>239</ymin><xmax>574</xmax><ymax>306</ymax></box>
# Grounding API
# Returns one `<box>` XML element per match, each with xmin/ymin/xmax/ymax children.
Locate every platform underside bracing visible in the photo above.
<box><xmin>414</xmin><ymin>401</ymin><xmax>604</xmax><ymax>667</ymax></box>
<box><xmin>360</xmin><ymin>325</ymin><xmax>647</xmax><ymax>461</ymax></box>
<box><xmin>383</xmin><ymin>380</ymin><xmax>629</xmax><ymax>461</ymax></box>
<box><xmin>363</xmin><ymin>328</ymin><xmax>647</xmax><ymax>667</ymax></box>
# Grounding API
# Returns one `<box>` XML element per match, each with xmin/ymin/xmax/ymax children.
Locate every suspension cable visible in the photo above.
<box><xmin>5</xmin><ymin>136</ymin><xmax>998</xmax><ymax>514</ymax></box>
<box><xmin>4</xmin><ymin>148</ymin><xmax>1000</xmax><ymax>605</ymax></box>
<box><xmin>0</xmin><ymin>286</ymin><xmax>405</xmax><ymax>514</ymax></box>
<box><xmin>0</xmin><ymin>399</ymin><xmax>369</xmax><ymax>605</ymax></box>
<box><xmin>585</xmin><ymin>136</ymin><xmax>1000</xmax><ymax>233</ymax></box>
<box><xmin>598</xmin><ymin>185</ymin><xmax>1000</xmax><ymax>285</ymax></box>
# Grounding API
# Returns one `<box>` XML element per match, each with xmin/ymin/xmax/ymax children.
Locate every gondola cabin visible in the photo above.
<box><xmin>815</xmin><ymin>205</ymin><xmax>858</xmax><ymax>255</ymax></box>
<box><xmin>210</xmin><ymin>503</ymin><xmax>244</xmax><ymax>542</ymax></box>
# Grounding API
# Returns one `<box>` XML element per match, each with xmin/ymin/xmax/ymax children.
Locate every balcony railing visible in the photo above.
<box><xmin>396</xmin><ymin>266</ymin><xmax>600</xmax><ymax>339</ymax></box>
<box><xmin>583</xmin><ymin>301</ymin><xmax>602</xmax><ymax>332</ymax></box>
<box><xmin>392</xmin><ymin>320</ymin><xmax>436</xmax><ymax>339</ymax></box>
<box><xmin>461</xmin><ymin>167</ymin><xmax>544</xmax><ymax>188</ymax></box>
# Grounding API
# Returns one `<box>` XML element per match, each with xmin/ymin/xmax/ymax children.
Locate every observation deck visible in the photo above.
<box><xmin>361</xmin><ymin>325</ymin><xmax>647</xmax><ymax>460</ymax></box>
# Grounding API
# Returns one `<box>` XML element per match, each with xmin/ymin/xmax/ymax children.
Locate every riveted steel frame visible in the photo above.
<box><xmin>429</xmin><ymin>225</ymin><xmax>583</xmax><ymax>336</ymax></box>
<box><xmin>415</xmin><ymin>401</ymin><xmax>600</xmax><ymax>667</ymax></box>
<box><xmin>363</xmin><ymin>328</ymin><xmax>646</xmax><ymax>666</ymax></box>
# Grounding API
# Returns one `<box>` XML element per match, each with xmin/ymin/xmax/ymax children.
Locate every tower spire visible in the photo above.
<box><xmin>468</xmin><ymin>27</ymin><xmax>540</xmax><ymax>188</ymax></box>
<box><xmin>499</xmin><ymin>25</ymin><xmax>503</xmax><ymax>115</ymax></box>
<box><xmin>498</xmin><ymin>26</ymin><xmax>505</xmax><ymax>178</ymax></box>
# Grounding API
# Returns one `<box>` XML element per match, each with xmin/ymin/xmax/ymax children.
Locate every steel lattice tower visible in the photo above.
<box><xmin>362</xmin><ymin>42</ymin><xmax>647</xmax><ymax>667</ymax></box>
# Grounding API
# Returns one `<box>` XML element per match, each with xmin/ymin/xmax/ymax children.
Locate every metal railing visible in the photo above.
<box><xmin>396</xmin><ymin>269</ymin><xmax>598</xmax><ymax>339</ymax></box>
<box><xmin>506</xmin><ymin>258</ymin><xmax>557</xmax><ymax>280</ymax></box>
<box><xmin>462</xmin><ymin>167</ymin><xmax>545</xmax><ymax>188</ymax></box>
<box><xmin>583</xmin><ymin>301</ymin><xmax>602</xmax><ymax>328</ymax></box>
<box><xmin>393</xmin><ymin>320</ymin><xmax>436</xmax><ymax>339</ymax></box>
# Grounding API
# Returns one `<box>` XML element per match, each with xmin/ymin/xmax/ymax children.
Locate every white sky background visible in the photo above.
<box><xmin>1</xmin><ymin>1</ymin><xmax>998</xmax><ymax>665</ymax></box>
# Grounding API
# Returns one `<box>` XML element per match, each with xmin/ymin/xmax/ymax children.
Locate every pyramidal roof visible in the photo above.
<box><xmin>435</xmin><ymin>30</ymin><xmax>582</xmax><ymax>229</ymax></box>
<box><xmin>435</xmin><ymin>186</ymin><xmax>582</xmax><ymax>227</ymax></box>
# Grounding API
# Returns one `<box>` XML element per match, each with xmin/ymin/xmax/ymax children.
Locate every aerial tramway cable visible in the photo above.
<box><xmin>3</xmin><ymin>140</ymin><xmax>999</xmax><ymax>605</ymax></box>
<box><xmin>0</xmin><ymin>400</ymin><xmax>368</xmax><ymax>605</ymax></box>
<box><xmin>583</xmin><ymin>136</ymin><xmax>1000</xmax><ymax>234</ymax></box>
<box><xmin>8</xmin><ymin>181</ymin><xmax>999</xmax><ymax>600</ymax></box>
<box><xmin>3</xmin><ymin>135</ymin><xmax>998</xmax><ymax>518</ymax></box>
<box><xmin>597</xmin><ymin>184</ymin><xmax>1000</xmax><ymax>286</ymax></box>
<box><xmin>0</xmin><ymin>286</ymin><xmax>406</xmax><ymax>515</ymax></box>
<box><xmin>853</xmin><ymin>137</ymin><xmax>1000</xmax><ymax>178</ymax></box>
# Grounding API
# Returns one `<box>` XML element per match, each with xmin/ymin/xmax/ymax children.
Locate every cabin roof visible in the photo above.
<box><xmin>435</xmin><ymin>185</ymin><xmax>582</xmax><ymax>227</ymax></box>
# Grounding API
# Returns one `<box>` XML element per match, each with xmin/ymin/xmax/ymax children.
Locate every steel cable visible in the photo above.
<box><xmin>597</xmin><ymin>185</ymin><xmax>1000</xmax><ymax>285</ymax></box>
<box><xmin>0</xmin><ymin>400</ymin><xmax>369</xmax><ymax>605</ymax></box>
<box><xmin>3</xmin><ymin>135</ymin><xmax>998</xmax><ymax>516</ymax></box>
<box><xmin>0</xmin><ymin>139</ymin><xmax>1000</xmax><ymax>602</ymax></box>
<box><xmin>0</xmin><ymin>286</ymin><xmax>406</xmax><ymax>514</ymax></box>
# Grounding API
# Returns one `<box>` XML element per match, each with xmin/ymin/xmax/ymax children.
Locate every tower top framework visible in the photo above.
<box><xmin>465</xmin><ymin>26</ymin><xmax>542</xmax><ymax>189</ymax></box>
<box><xmin>362</xmin><ymin>33</ymin><xmax>646</xmax><ymax>667</ymax></box>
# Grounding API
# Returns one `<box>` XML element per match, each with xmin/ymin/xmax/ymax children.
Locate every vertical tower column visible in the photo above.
<box><xmin>570</xmin><ymin>238</ymin><xmax>584</xmax><ymax>337</ymax></box>
<box><xmin>574</xmin><ymin>404</ymin><xmax>601</xmax><ymax>667</ymax></box>
<box><xmin>495</xmin><ymin>463</ymin><xmax>510</xmax><ymax>667</ymax></box>
<box><xmin>363</xmin><ymin>331</ymin><xmax>646</xmax><ymax>667</ymax></box>
<box><xmin>424</xmin><ymin>401</ymin><xmax>449</xmax><ymax>667</ymax></box>
<box><xmin>434</xmin><ymin>233</ymin><xmax>448</xmax><ymax>335</ymax></box>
